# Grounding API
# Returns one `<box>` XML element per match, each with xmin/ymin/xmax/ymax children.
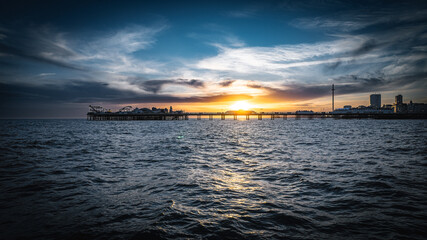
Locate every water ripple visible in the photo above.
<box><xmin>0</xmin><ymin>119</ymin><xmax>426</xmax><ymax>239</ymax></box>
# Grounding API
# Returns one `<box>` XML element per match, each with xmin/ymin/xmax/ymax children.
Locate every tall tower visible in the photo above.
<box><xmin>370</xmin><ymin>94</ymin><xmax>381</xmax><ymax>109</ymax></box>
<box><xmin>331</xmin><ymin>84</ymin><xmax>335</xmax><ymax>112</ymax></box>
<box><xmin>395</xmin><ymin>95</ymin><xmax>403</xmax><ymax>105</ymax></box>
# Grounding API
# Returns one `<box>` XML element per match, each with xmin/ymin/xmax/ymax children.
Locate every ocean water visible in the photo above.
<box><xmin>0</xmin><ymin>119</ymin><xmax>426</xmax><ymax>240</ymax></box>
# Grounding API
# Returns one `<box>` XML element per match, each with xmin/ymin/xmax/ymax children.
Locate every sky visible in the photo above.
<box><xmin>1</xmin><ymin>0</ymin><xmax>427</xmax><ymax>118</ymax></box>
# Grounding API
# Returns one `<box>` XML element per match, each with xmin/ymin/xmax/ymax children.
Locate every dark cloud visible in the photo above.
<box><xmin>290</xmin><ymin>1</ymin><xmax>427</xmax><ymax>33</ymax></box>
<box><xmin>0</xmin><ymin>42</ymin><xmax>82</xmax><ymax>71</ymax></box>
<box><xmin>0</xmin><ymin>81</ymin><xmax>252</xmax><ymax>118</ymax></box>
<box><xmin>109</xmin><ymin>93</ymin><xmax>252</xmax><ymax>104</ymax></box>
<box><xmin>246</xmin><ymin>83</ymin><xmax>263</xmax><ymax>89</ymax></box>
<box><xmin>0</xmin><ymin>28</ymin><xmax>84</xmax><ymax>71</ymax></box>
<box><xmin>137</xmin><ymin>79</ymin><xmax>205</xmax><ymax>93</ymax></box>
<box><xmin>323</xmin><ymin>39</ymin><xmax>377</xmax><ymax>72</ymax></box>
<box><xmin>218</xmin><ymin>80</ymin><xmax>235</xmax><ymax>87</ymax></box>
<box><xmin>0</xmin><ymin>79</ymin><xmax>251</xmax><ymax>106</ymax></box>
<box><xmin>248</xmin><ymin>73</ymin><xmax>427</xmax><ymax>102</ymax></box>
<box><xmin>0</xmin><ymin>81</ymin><xmax>122</xmax><ymax>104</ymax></box>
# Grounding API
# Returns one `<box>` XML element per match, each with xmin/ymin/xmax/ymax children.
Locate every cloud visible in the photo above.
<box><xmin>93</xmin><ymin>25</ymin><xmax>164</xmax><ymax>54</ymax></box>
<box><xmin>194</xmin><ymin>11</ymin><xmax>427</xmax><ymax>89</ymax></box>
<box><xmin>1</xmin><ymin>1</ymin><xmax>427</xmax><ymax>118</ymax></box>
<box><xmin>246</xmin><ymin>72</ymin><xmax>427</xmax><ymax>103</ymax></box>
<box><xmin>0</xmin><ymin>41</ymin><xmax>82</xmax><ymax>71</ymax></box>
<box><xmin>0</xmin><ymin>23</ymin><xmax>167</xmax><ymax>75</ymax></box>
<box><xmin>189</xmin><ymin>24</ymin><xmax>246</xmax><ymax>48</ymax></box>
<box><xmin>218</xmin><ymin>80</ymin><xmax>235</xmax><ymax>87</ymax></box>
<box><xmin>290</xmin><ymin>3</ymin><xmax>427</xmax><ymax>33</ymax></box>
<box><xmin>291</xmin><ymin>17</ymin><xmax>366</xmax><ymax>32</ymax></box>
<box><xmin>38</xmin><ymin>73</ymin><xmax>56</xmax><ymax>77</ymax></box>
<box><xmin>0</xmin><ymin>80</ymin><xmax>250</xmax><ymax>106</ymax></box>
<box><xmin>136</xmin><ymin>79</ymin><xmax>205</xmax><ymax>93</ymax></box>
<box><xmin>195</xmin><ymin>38</ymin><xmax>354</xmax><ymax>74</ymax></box>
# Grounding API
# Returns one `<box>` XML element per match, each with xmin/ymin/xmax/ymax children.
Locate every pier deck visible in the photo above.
<box><xmin>87</xmin><ymin>112</ymin><xmax>427</xmax><ymax>120</ymax></box>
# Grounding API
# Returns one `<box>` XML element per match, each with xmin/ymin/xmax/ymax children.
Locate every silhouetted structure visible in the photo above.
<box><xmin>331</xmin><ymin>84</ymin><xmax>335</xmax><ymax>111</ymax></box>
<box><xmin>88</xmin><ymin>92</ymin><xmax>427</xmax><ymax>121</ymax></box>
<box><xmin>370</xmin><ymin>94</ymin><xmax>381</xmax><ymax>109</ymax></box>
<box><xmin>393</xmin><ymin>95</ymin><xmax>427</xmax><ymax>113</ymax></box>
<box><xmin>395</xmin><ymin>95</ymin><xmax>403</xmax><ymax>105</ymax></box>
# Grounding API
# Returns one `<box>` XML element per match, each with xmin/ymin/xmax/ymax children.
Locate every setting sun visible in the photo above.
<box><xmin>229</xmin><ymin>101</ymin><xmax>252</xmax><ymax>110</ymax></box>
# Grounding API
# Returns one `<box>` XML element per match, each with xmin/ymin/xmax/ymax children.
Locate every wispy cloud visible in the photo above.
<box><xmin>194</xmin><ymin>38</ymin><xmax>359</xmax><ymax>77</ymax></box>
<box><xmin>38</xmin><ymin>73</ymin><xmax>56</xmax><ymax>77</ymax></box>
<box><xmin>189</xmin><ymin>24</ymin><xmax>246</xmax><ymax>48</ymax></box>
<box><xmin>0</xmin><ymin>26</ymin><xmax>83</xmax><ymax>70</ymax></box>
<box><xmin>193</xmin><ymin>16</ymin><xmax>427</xmax><ymax>89</ymax></box>
<box><xmin>0</xmin><ymin>23</ymin><xmax>168</xmax><ymax>75</ymax></box>
<box><xmin>79</xmin><ymin>24</ymin><xmax>168</xmax><ymax>74</ymax></box>
<box><xmin>290</xmin><ymin>6</ymin><xmax>427</xmax><ymax>33</ymax></box>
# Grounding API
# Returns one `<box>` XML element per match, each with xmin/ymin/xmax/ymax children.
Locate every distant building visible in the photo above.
<box><xmin>408</xmin><ymin>101</ymin><xmax>427</xmax><ymax>113</ymax></box>
<box><xmin>370</xmin><ymin>94</ymin><xmax>381</xmax><ymax>109</ymax></box>
<box><xmin>331</xmin><ymin>93</ymin><xmax>425</xmax><ymax>114</ymax></box>
<box><xmin>393</xmin><ymin>95</ymin><xmax>426</xmax><ymax>113</ymax></box>
<box><xmin>395</xmin><ymin>95</ymin><xmax>403</xmax><ymax>105</ymax></box>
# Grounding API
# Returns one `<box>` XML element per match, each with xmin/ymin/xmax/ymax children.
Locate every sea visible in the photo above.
<box><xmin>0</xmin><ymin>119</ymin><xmax>426</xmax><ymax>240</ymax></box>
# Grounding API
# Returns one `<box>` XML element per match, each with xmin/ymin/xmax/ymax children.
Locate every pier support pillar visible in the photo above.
<box><xmin>246</xmin><ymin>115</ymin><xmax>249</xmax><ymax>120</ymax></box>
<box><xmin>234</xmin><ymin>115</ymin><xmax>237</xmax><ymax>120</ymax></box>
<box><xmin>221</xmin><ymin>114</ymin><xmax>225</xmax><ymax>120</ymax></box>
<box><xmin>209</xmin><ymin>115</ymin><xmax>213</xmax><ymax>120</ymax></box>
<box><xmin>283</xmin><ymin>115</ymin><xmax>287</xmax><ymax>120</ymax></box>
<box><xmin>258</xmin><ymin>114</ymin><xmax>262</xmax><ymax>120</ymax></box>
<box><xmin>197</xmin><ymin>115</ymin><xmax>201</xmax><ymax>120</ymax></box>
<box><xmin>185</xmin><ymin>115</ymin><xmax>189</xmax><ymax>120</ymax></box>
<box><xmin>271</xmin><ymin>115</ymin><xmax>274</xmax><ymax>120</ymax></box>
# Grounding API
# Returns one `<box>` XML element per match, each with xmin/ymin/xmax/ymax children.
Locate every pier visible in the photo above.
<box><xmin>87</xmin><ymin>112</ymin><xmax>427</xmax><ymax>120</ymax></box>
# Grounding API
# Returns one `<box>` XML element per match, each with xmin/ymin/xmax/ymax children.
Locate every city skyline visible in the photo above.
<box><xmin>1</xmin><ymin>0</ymin><xmax>427</xmax><ymax>118</ymax></box>
<box><xmin>87</xmin><ymin>91</ymin><xmax>422</xmax><ymax>113</ymax></box>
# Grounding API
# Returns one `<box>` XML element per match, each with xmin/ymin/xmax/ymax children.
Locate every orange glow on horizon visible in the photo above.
<box><xmin>114</xmin><ymin>92</ymin><xmax>387</xmax><ymax>113</ymax></box>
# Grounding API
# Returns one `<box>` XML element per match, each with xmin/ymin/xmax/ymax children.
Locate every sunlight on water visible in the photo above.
<box><xmin>0</xmin><ymin>119</ymin><xmax>426</xmax><ymax>239</ymax></box>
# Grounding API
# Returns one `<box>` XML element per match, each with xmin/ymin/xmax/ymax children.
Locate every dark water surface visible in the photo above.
<box><xmin>0</xmin><ymin>119</ymin><xmax>426</xmax><ymax>239</ymax></box>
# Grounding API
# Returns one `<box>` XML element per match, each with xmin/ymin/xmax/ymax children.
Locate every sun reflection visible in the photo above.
<box><xmin>206</xmin><ymin>170</ymin><xmax>263</xmax><ymax>220</ymax></box>
<box><xmin>212</xmin><ymin>170</ymin><xmax>260</xmax><ymax>193</ymax></box>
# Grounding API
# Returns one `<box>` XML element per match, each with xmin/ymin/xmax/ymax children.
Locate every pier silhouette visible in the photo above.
<box><xmin>87</xmin><ymin>111</ymin><xmax>427</xmax><ymax>120</ymax></box>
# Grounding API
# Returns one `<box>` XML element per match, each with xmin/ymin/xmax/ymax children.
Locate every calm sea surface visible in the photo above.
<box><xmin>0</xmin><ymin>119</ymin><xmax>426</xmax><ymax>239</ymax></box>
